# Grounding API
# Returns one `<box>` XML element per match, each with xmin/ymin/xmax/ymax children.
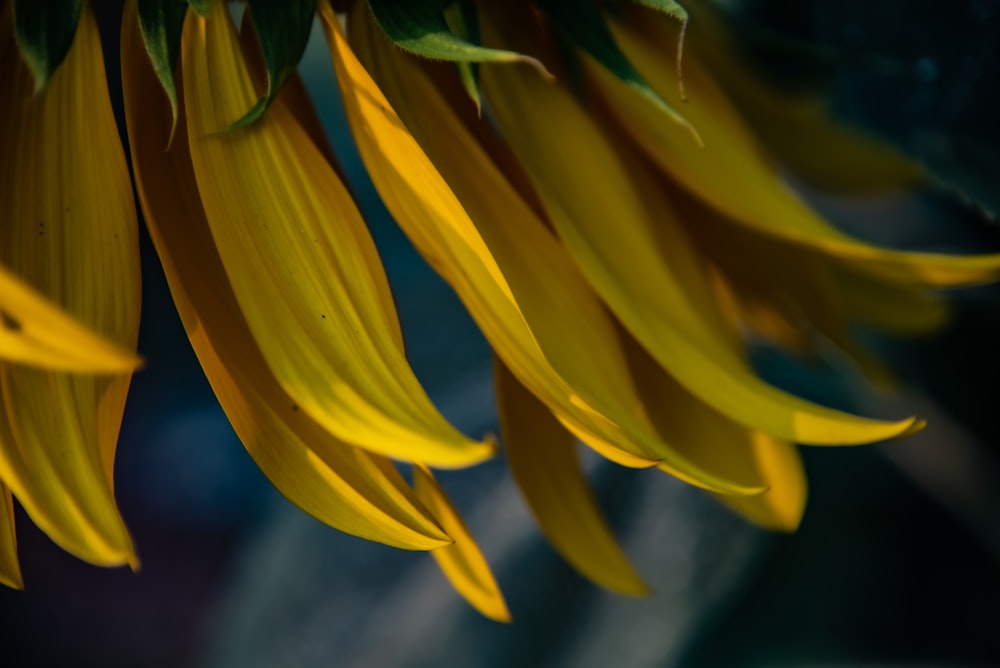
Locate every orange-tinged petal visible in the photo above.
<box><xmin>179</xmin><ymin>0</ymin><xmax>490</xmax><ymax>468</ymax></box>
<box><xmin>121</xmin><ymin>0</ymin><xmax>448</xmax><ymax>550</ymax></box>
<box><xmin>495</xmin><ymin>359</ymin><xmax>647</xmax><ymax>596</ymax></box>
<box><xmin>478</xmin><ymin>9</ymin><xmax>918</xmax><ymax>447</ymax></box>
<box><xmin>0</xmin><ymin>4</ymin><xmax>139</xmax><ymax>566</ymax></box>
<box><xmin>0</xmin><ymin>263</ymin><xmax>141</xmax><ymax>372</ymax></box>
<box><xmin>344</xmin><ymin>7</ymin><xmax>775</xmax><ymax>494</ymax></box>
<box><xmin>596</xmin><ymin>6</ymin><xmax>1000</xmax><ymax>289</ymax></box>
<box><xmin>413</xmin><ymin>463</ymin><xmax>511</xmax><ymax>622</ymax></box>
<box><xmin>0</xmin><ymin>483</ymin><xmax>21</xmax><ymax>589</ymax></box>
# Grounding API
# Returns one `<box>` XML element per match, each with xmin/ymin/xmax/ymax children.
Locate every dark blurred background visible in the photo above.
<box><xmin>2</xmin><ymin>1</ymin><xmax>1000</xmax><ymax>666</ymax></box>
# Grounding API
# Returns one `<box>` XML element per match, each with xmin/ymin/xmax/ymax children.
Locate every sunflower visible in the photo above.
<box><xmin>0</xmin><ymin>0</ymin><xmax>996</xmax><ymax>621</ymax></box>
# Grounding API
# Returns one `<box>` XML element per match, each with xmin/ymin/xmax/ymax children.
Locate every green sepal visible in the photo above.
<box><xmin>444</xmin><ymin>0</ymin><xmax>482</xmax><ymax>112</ymax></box>
<box><xmin>186</xmin><ymin>0</ymin><xmax>211</xmax><ymax>17</ymax></box>
<box><xmin>12</xmin><ymin>0</ymin><xmax>83</xmax><ymax>92</ymax></box>
<box><xmin>137</xmin><ymin>0</ymin><xmax>188</xmax><ymax>135</ymax></box>
<box><xmin>230</xmin><ymin>0</ymin><xmax>316</xmax><ymax>130</ymax></box>
<box><xmin>367</xmin><ymin>0</ymin><xmax>550</xmax><ymax>77</ymax></box>
<box><xmin>536</xmin><ymin>0</ymin><xmax>699</xmax><ymax>143</ymax></box>
<box><xmin>626</xmin><ymin>0</ymin><xmax>689</xmax><ymax>99</ymax></box>
<box><xmin>627</xmin><ymin>0</ymin><xmax>688</xmax><ymax>24</ymax></box>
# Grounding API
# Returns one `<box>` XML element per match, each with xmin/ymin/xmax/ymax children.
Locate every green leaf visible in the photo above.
<box><xmin>536</xmin><ymin>0</ymin><xmax>699</xmax><ymax>143</ymax></box>
<box><xmin>231</xmin><ymin>0</ymin><xmax>316</xmax><ymax>130</ymax></box>
<box><xmin>367</xmin><ymin>0</ymin><xmax>550</xmax><ymax>77</ymax></box>
<box><xmin>12</xmin><ymin>0</ymin><xmax>83</xmax><ymax>91</ymax></box>
<box><xmin>137</xmin><ymin>0</ymin><xmax>188</xmax><ymax>134</ymax></box>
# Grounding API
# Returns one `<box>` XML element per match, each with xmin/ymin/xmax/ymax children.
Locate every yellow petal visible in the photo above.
<box><xmin>712</xmin><ymin>433</ymin><xmax>808</xmax><ymax>532</ymax></box>
<box><xmin>478</xmin><ymin>9</ymin><xmax>918</xmax><ymax>447</ymax></box>
<box><xmin>0</xmin><ymin>4</ymin><xmax>139</xmax><ymax>566</ymax></box>
<box><xmin>120</xmin><ymin>0</ymin><xmax>448</xmax><ymax>551</ymax></box>
<box><xmin>495</xmin><ymin>359</ymin><xmax>647</xmax><ymax>596</ymax></box>
<box><xmin>343</xmin><ymin>7</ymin><xmax>772</xmax><ymax>494</ymax></box>
<box><xmin>0</xmin><ymin>263</ymin><xmax>141</xmax><ymax>372</ymax></box>
<box><xmin>682</xmin><ymin>0</ymin><xmax>925</xmax><ymax>194</ymax></box>
<box><xmin>412</xmin><ymin>463</ymin><xmax>511</xmax><ymax>622</ymax></box>
<box><xmin>179</xmin><ymin>0</ymin><xmax>490</xmax><ymax>468</ymax></box>
<box><xmin>595</xmin><ymin>7</ymin><xmax>1000</xmax><ymax>289</ymax></box>
<box><xmin>0</xmin><ymin>483</ymin><xmax>21</xmax><ymax>589</ymax></box>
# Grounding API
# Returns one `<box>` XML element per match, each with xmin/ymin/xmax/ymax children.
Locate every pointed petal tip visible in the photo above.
<box><xmin>658</xmin><ymin>461</ymin><xmax>768</xmax><ymax>497</ymax></box>
<box><xmin>598</xmin><ymin>568</ymin><xmax>651</xmax><ymax>597</ymax></box>
<box><xmin>893</xmin><ymin>417</ymin><xmax>926</xmax><ymax>440</ymax></box>
<box><xmin>0</xmin><ymin>573</ymin><xmax>24</xmax><ymax>590</ymax></box>
<box><xmin>491</xmin><ymin>606</ymin><xmax>513</xmax><ymax>624</ymax></box>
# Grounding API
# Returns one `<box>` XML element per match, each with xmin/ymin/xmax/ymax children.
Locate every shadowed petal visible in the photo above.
<box><xmin>0</xmin><ymin>3</ymin><xmax>139</xmax><ymax>566</ymax></box>
<box><xmin>347</xmin><ymin>7</ymin><xmax>781</xmax><ymax>488</ymax></box>
<box><xmin>478</xmin><ymin>7</ymin><xmax>919</xmax><ymax>447</ymax></box>
<box><xmin>495</xmin><ymin>359</ymin><xmax>648</xmax><ymax>596</ymax></box>
<box><xmin>682</xmin><ymin>0</ymin><xmax>925</xmax><ymax>194</ymax></box>
<box><xmin>597</xmin><ymin>7</ymin><xmax>1000</xmax><ymax>288</ymax></box>
<box><xmin>0</xmin><ymin>484</ymin><xmax>21</xmax><ymax>589</ymax></box>
<box><xmin>713</xmin><ymin>433</ymin><xmax>808</xmax><ymax>532</ymax></box>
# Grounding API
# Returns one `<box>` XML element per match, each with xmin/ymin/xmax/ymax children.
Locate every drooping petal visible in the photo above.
<box><xmin>344</xmin><ymin>6</ymin><xmax>774</xmax><ymax>494</ymax></box>
<box><xmin>120</xmin><ymin>0</ymin><xmax>448</xmax><ymax>550</ymax></box>
<box><xmin>329</xmin><ymin>2</ymin><xmax>649</xmax><ymax>470</ymax></box>
<box><xmin>0</xmin><ymin>263</ymin><xmax>140</xmax><ymax>373</ymax></box>
<box><xmin>412</xmin><ymin>463</ymin><xmax>511</xmax><ymax>622</ymax></box>
<box><xmin>596</xmin><ymin>7</ymin><xmax>1000</xmax><ymax>288</ymax></box>
<box><xmin>623</xmin><ymin>331</ymin><xmax>808</xmax><ymax>530</ymax></box>
<box><xmin>179</xmin><ymin>0</ymin><xmax>490</xmax><ymax>468</ymax></box>
<box><xmin>712</xmin><ymin>433</ymin><xmax>808</xmax><ymax>532</ymax></box>
<box><xmin>478</xmin><ymin>7</ymin><xmax>919</xmax><ymax>447</ymax></box>
<box><xmin>495</xmin><ymin>359</ymin><xmax>647</xmax><ymax>596</ymax></box>
<box><xmin>0</xmin><ymin>3</ymin><xmax>139</xmax><ymax>566</ymax></box>
<box><xmin>0</xmin><ymin>483</ymin><xmax>21</xmax><ymax>589</ymax></box>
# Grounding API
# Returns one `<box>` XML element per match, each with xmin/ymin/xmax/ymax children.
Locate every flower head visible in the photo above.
<box><xmin>1</xmin><ymin>0</ymin><xmax>997</xmax><ymax>619</ymax></box>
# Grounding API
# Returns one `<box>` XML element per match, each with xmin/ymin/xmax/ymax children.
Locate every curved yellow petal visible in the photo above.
<box><xmin>344</xmin><ymin>7</ymin><xmax>776</xmax><ymax>496</ymax></box>
<box><xmin>0</xmin><ymin>483</ymin><xmax>21</xmax><ymax>589</ymax></box>
<box><xmin>595</xmin><ymin>7</ymin><xmax>1000</xmax><ymax>289</ymax></box>
<box><xmin>413</xmin><ymin>463</ymin><xmax>511</xmax><ymax>622</ymax></box>
<box><xmin>179</xmin><ymin>0</ymin><xmax>490</xmax><ymax>468</ymax></box>
<box><xmin>478</xmin><ymin>9</ymin><xmax>917</xmax><ymax>447</ymax></box>
<box><xmin>713</xmin><ymin>433</ymin><xmax>808</xmax><ymax>532</ymax></box>
<box><xmin>495</xmin><ymin>359</ymin><xmax>647</xmax><ymax>596</ymax></box>
<box><xmin>0</xmin><ymin>4</ymin><xmax>138</xmax><ymax>566</ymax></box>
<box><xmin>0</xmin><ymin>263</ymin><xmax>141</xmax><ymax>373</ymax></box>
<box><xmin>120</xmin><ymin>0</ymin><xmax>448</xmax><ymax>551</ymax></box>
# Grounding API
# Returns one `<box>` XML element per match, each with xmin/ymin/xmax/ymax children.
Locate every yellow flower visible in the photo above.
<box><xmin>0</xmin><ymin>0</ymin><xmax>996</xmax><ymax>620</ymax></box>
